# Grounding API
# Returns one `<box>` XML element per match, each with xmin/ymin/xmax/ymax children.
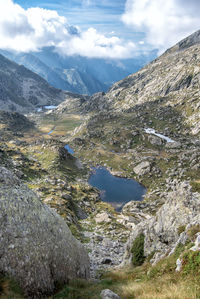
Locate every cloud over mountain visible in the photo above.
<box><xmin>122</xmin><ymin>0</ymin><xmax>200</xmax><ymax>53</ymax></box>
<box><xmin>0</xmin><ymin>0</ymin><xmax>136</xmax><ymax>59</ymax></box>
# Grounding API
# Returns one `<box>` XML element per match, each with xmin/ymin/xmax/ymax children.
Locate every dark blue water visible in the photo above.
<box><xmin>64</xmin><ymin>144</ymin><xmax>74</xmax><ymax>155</ymax></box>
<box><xmin>88</xmin><ymin>167</ymin><xmax>146</xmax><ymax>211</ymax></box>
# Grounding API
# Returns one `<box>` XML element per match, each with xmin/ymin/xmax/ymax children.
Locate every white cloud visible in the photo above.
<box><xmin>122</xmin><ymin>0</ymin><xmax>200</xmax><ymax>53</ymax></box>
<box><xmin>0</xmin><ymin>0</ymin><xmax>136</xmax><ymax>59</ymax></box>
<box><xmin>56</xmin><ymin>28</ymin><xmax>136</xmax><ymax>58</ymax></box>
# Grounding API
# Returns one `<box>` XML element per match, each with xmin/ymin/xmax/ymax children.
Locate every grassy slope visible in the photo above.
<box><xmin>1</xmin><ymin>244</ymin><xmax>199</xmax><ymax>299</ymax></box>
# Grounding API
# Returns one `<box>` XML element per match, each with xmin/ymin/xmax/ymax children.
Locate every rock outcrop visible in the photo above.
<box><xmin>122</xmin><ymin>181</ymin><xmax>200</xmax><ymax>266</ymax></box>
<box><xmin>0</xmin><ymin>167</ymin><xmax>90</xmax><ymax>298</ymax></box>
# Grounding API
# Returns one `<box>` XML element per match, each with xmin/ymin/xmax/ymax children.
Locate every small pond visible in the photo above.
<box><xmin>64</xmin><ymin>144</ymin><xmax>74</xmax><ymax>155</ymax></box>
<box><xmin>88</xmin><ymin>167</ymin><xmax>146</xmax><ymax>211</ymax></box>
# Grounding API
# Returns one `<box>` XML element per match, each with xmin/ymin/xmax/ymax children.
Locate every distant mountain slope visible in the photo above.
<box><xmin>0</xmin><ymin>53</ymin><xmax>65</xmax><ymax>113</ymax></box>
<box><xmin>55</xmin><ymin>30</ymin><xmax>200</xmax><ymax>136</ymax></box>
<box><xmin>0</xmin><ymin>48</ymin><xmax>157</xmax><ymax>95</ymax></box>
<box><xmin>102</xmin><ymin>29</ymin><xmax>200</xmax><ymax>135</ymax></box>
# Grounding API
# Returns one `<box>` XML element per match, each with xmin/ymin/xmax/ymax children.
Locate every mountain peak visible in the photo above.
<box><xmin>178</xmin><ymin>29</ymin><xmax>200</xmax><ymax>49</ymax></box>
<box><xmin>165</xmin><ymin>29</ymin><xmax>200</xmax><ymax>55</ymax></box>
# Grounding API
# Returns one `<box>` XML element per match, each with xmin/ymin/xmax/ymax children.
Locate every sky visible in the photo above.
<box><xmin>0</xmin><ymin>0</ymin><xmax>200</xmax><ymax>59</ymax></box>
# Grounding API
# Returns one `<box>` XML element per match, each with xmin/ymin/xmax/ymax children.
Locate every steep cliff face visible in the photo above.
<box><xmin>0</xmin><ymin>54</ymin><xmax>65</xmax><ymax>113</ymax></box>
<box><xmin>0</xmin><ymin>167</ymin><xmax>90</xmax><ymax>298</ymax></box>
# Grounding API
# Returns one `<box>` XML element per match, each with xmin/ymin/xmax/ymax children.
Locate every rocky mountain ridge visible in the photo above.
<box><xmin>106</xmin><ymin>30</ymin><xmax>200</xmax><ymax>135</ymax></box>
<box><xmin>0</xmin><ymin>47</ymin><xmax>156</xmax><ymax>95</ymax></box>
<box><xmin>0</xmin><ymin>54</ymin><xmax>65</xmax><ymax>113</ymax></box>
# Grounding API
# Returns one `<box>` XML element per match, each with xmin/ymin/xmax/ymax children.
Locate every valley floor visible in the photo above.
<box><xmin>0</xmin><ymin>108</ymin><xmax>199</xmax><ymax>299</ymax></box>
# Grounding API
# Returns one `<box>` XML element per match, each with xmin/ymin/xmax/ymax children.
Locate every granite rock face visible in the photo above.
<box><xmin>122</xmin><ymin>181</ymin><xmax>200</xmax><ymax>266</ymax></box>
<box><xmin>0</xmin><ymin>167</ymin><xmax>90</xmax><ymax>298</ymax></box>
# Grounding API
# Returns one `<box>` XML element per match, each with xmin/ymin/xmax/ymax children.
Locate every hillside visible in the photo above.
<box><xmin>0</xmin><ymin>54</ymin><xmax>65</xmax><ymax>113</ymax></box>
<box><xmin>106</xmin><ymin>30</ymin><xmax>200</xmax><ymax>135</ymax></box>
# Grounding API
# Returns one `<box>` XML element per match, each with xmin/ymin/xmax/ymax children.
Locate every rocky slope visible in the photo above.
<box><xmin>0</xmin><ymin>53</ymin><xmax>65</xmax><ymax>113</ymax></box>
<box><xmin>57</xmin><ymin>30</ymin><xmax>200</xmax><ymax>134</ymax></box>
<box><xmin>54</xmin><ymin>30</ymin><xmax>200</xmax><ymax>196</ymax></box>
<box><xmin>122</xmin><ymin>181</ymin><xmax>200</xmax><ymax>266</ymax></box>
<box><xmin>106</xmin><ymin>30</ymin><xmax>200</xmax><ymax>135</ymax></box>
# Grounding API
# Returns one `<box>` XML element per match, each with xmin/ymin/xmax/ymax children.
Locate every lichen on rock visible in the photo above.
<box><xmin>0</xmin><ymin>166</ymin><xmax>90</xmax><ymax>298</ymax></box>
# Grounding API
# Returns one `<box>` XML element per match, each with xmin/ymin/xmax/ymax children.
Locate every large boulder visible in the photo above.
<box><xmin>100</xmin><ymin>289</ymin><xmax>122</xmax><ymax>299</ymax></box>
<box><xmin>148</xmin><ymin>135</ymin><xmax>163</xmax><ymax>146</ymax></box>
<box><xmin>133</xmin><ymin>161</ymin><xmax>151</xmax><ymax>176</ymax></box>
<box><xmin>0</xmin><ymin>167</ymin><xmax>90</xmax><ymax>298</ymax></box>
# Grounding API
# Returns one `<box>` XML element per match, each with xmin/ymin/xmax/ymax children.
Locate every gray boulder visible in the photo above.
<box><xmin>148</xmin><ymin>135</ymin><xmax>163</xmax><ymax>146</ymax></box>
<box><xmin>133</xmin><ymin>161</ymin><xmax>151</xmax><ymax>176</ymax></box>
<box><xmin>0</xmin><ymin>167</ymin><xmax>90</xmax><ymax>298</ymax></box>
<box><xmin>100</xmin><ymin>289</ymin><xmax>122</xmax><ymax>299</ymax></box>
<box><xmin>165</xmin><ymin>141</ymin><xmax>181</xmax><ymax>149</ymax></box>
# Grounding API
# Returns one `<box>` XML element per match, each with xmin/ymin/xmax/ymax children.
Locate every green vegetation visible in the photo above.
<box><xmin>131</xmin><ymin>233</ymin><xmax>145</xmax><ymax>266</ymax></box>
<box><xmin>182</xmin><ymin>251</ymin><xmax>200</xmax><ymax>276</ymax></box>
<box><xmin>177</xmin><ymin>225</ymin><xmax>186</xmax><ymax>235</ymax></box>
<box><xmin>187</xmin><ymin>224</ymin><xmax>200</xmax><ymax>241</ymax></box>
<box><xmin>190</xmin><ymin>180</ymin><xmax>200</xmax><ymax>192</ymax></box>
<box><xmin>1</xmin><ymin>241</ymin><xmax>200</xmax><ymax>299</ymax></box>
<box><xmin>39</xmin><ymin>113</ymin><xmax>84</xmax><ymax>137</ymax></box>
<box><xmin>0</xmin><ymin>275</ymin><xmax>24</xmax><ymax>299</ymax></box>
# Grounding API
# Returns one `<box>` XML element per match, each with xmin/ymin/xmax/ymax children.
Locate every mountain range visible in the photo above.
<box><xmin>0</xmin><ymin>47</ymin><xmax>157</xmax><ymax>95</ymax></box>
<box><xmin>0</xmin><ymin>53</ymin><xmax>65</xmax><ymax>113</ymax></box>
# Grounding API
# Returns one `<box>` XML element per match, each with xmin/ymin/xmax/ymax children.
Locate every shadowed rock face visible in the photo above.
<box><xmin>0</xmin><ymin>167</ymin><xmax>90</xmax><ymax>298</ymax></box>
<box><xmin>0</xmin><ymin>53</ymin><xmax>64</xmax><ymax>113</ymax></box>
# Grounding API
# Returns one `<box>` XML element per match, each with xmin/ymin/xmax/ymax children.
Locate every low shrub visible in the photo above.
<box><xmin>177</xmin><ymin>225</ymin><xmax>186</xmax><ymax>235</ymax></box>
<box><xmin>131</xmin><ymin>233</ymin><xmax>145</xmax><ymax>266</ymax></box>
<box><xmin>187</xmin><ymin>225</ymin><xmax>200</xmax><ymax>241</ymax></box>
<box><xmin>182</xmin><ymin>251</ymin><xmax>200</xmax><ymax>275</ymax></box>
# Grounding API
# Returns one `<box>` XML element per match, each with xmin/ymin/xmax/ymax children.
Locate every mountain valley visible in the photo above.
<box><xmin>0</xmin><ymin>48</ymin><xmax>156</xmax><ymax>95</ymax></box>
<box><xmin>0</xmin><ymin>30</ymin><xmax>200</xmax><ymax>299</ymax></box>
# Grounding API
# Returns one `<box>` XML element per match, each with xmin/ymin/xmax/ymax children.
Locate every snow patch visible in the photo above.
<box><xmin>144</xmin><ymin>128</ymin><xmax>175</xmax><ymax>143</ymax></box>
<box><xmin>44</xmin><ymin>105</ymin><xmax>57</xmax><ymax>110</ymax></box>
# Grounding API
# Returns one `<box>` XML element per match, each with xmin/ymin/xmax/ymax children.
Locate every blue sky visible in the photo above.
<box><xmin>15</xmin><ymin>0</ymin><xmax>144</xmax><ymax>42</ymax></box>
